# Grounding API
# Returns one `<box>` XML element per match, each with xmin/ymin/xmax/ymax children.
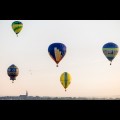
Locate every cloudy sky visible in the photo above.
<box><xmin>0</xmin><ymin>20</ymin><xmax>120</xmax><ymax>98</ymax></box>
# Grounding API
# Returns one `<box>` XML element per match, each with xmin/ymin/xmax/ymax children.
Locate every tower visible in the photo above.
<box><xmin>26</xmin><ymin>91</ymin><xmax>28</xmax><ymax>96</ymax></box>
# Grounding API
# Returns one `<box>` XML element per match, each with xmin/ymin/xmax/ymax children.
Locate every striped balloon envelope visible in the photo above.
<box><xmin>7</xmin><ymin>64</ymin><xmax>19</xmax><ymax>83</ymax></box>
<box><xmin>60</xmin><ymin>72</ymin><xmax>71</xmax><ymax>91</ymax></box>
<box><xmin>12</xmin><ymin>21</ymin><xmax>23</xmax><ymax>37</ymax></box>
<box><xmin>102</xmin><ymin>42</ymin><xmax>119</xmax><ymax>65</ymax></box>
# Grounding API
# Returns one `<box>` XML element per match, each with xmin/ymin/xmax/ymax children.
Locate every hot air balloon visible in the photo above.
<box><xmin>48</xmin><ymin>43</ymin><xmax>66</xmax><ymax>67</ymax></box>
<box><xmin>7</xmin><ymin>64</ymin><xmax>19</xmax><ymax>83</ymax></box>
<box><xmin>102</xmin><ymin>42</ymin><xmax>119</xmax><ymax>65</ymax></box>
<box><xmin>12</xmin><ymin>21</ymin><xmax>23</xmax><ymax>37</ymax></box>
<box><xmin>60</xmin><ymin>72</ymin><xmax>71</xmax><ymax>91</ymax></box>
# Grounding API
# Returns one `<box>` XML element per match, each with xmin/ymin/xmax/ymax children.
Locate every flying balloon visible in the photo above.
<box><xmin>48</xmin><ymin>43</ymin><xmax>66</xmax><ymax>67</ymax></box>
<box><xmin>60</xmin><ymin>72</ymin><xmax>71</xmax><ymax>91</ymax></box>
<box><xmin>102</xmin><ymin>42</ymin><xmax>119</xmax><ymax>65</ymax></box>
<box><xmin>12</xmin><ymin>21</ymin><xmax>23</xmax><ymax>37</ymax></box>
<box><xmin>7</xmin><ymin>64</ymin><xmax>19</xmax><ymax>83</ymax></box>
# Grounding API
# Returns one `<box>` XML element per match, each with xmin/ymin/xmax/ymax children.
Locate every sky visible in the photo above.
<box><xmin>0</xmin><ymin>20</ymin><xmax>120</xmax><ymax>98</ymax></box>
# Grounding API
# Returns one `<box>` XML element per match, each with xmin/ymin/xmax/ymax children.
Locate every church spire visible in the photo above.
<box><xmin>26</xmin><ymin>90</ymin><xmax>28</xmax><ymax>96</ymax></box>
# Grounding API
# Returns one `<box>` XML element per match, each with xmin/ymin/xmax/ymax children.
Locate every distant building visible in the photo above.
<box><xmin>19</xmin><ymin>91</ymin><xmax>28</xmax><ymax>98</ymax></box>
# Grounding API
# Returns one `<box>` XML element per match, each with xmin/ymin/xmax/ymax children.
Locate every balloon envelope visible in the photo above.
<box><xmin>7</xmin><ymin>64</ymin><xmax>19</xmax><ymax>83</ymax></box>
<box><xmin>103</xmin><ymin>42</ymin><xmax>119</xmax><ymax>64</ymax></box>
<box><xmin>48</xmin><ymin>43</ymin><xmax>66</xmax><ymax>67</ymax></box>
<box><xmin>12</xmin><ymin>21</ymin><xmax>23</xmax><ymax>36</ymax></box>
<box><xmin>60</xmin><ymin>72</ymin><xmax>71</xmax><ymax>91</ymax></box>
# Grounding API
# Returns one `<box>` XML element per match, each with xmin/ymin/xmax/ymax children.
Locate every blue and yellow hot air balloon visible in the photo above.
<box><xmin>12</xmin><ymin>21</ymin><xmax>23</xmax><ymax>37</ymax></box>
<box><xmin>60</xmin><ymin>72</ymin><xmax>71</xmax><ymax>91</ymax></box>
<box><xmin>48</xmin><ymin>43</ymin><xmax>66</xmax><ymax>67</ymax></box>
<box><xmin>102</xmin><ymin>42</ymin><xmax>119</xmax><ymax>65</ymax></box>
<box><xmin>7</xmin><ymin>64</ymin><xmax>19</xmax><ymax>83</ymax></box>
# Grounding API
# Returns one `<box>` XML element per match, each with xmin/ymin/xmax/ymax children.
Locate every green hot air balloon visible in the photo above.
<box><xmin>12</xmin><ymin>21</ymin><xmax>23</xmax><ymax>37</ymax></box>
<box><xmin>103</xmin><ymin>42</ymin><xmax>119</xmax><ymax>65</ymax></box>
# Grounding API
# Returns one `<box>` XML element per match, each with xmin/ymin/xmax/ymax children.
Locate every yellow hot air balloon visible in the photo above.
<box><xmin>60</xmin><ymin>72</ymin><xmax>71</xmax><ymax>91</ymax></box>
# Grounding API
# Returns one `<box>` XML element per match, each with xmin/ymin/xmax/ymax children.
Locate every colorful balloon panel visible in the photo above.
<box><xmin>48</xmin><ymin>43</ymin><xmax>66</xmax><ymax>66</ymax></box>
<box><xmin>103</xmin><ymin>42</ymin><xmax>119</xmax><ymax>62</ymax></box>
<box><xmin>7</xmin><ymin>64</ymin><xmax>19</xmax><ymax>82</ymax></box>
<box><xmin>12</xmin><ymin>21</ymin><xmax>23</xmax><ymax>36</ymax></box>
<box><xmin>60</xmin><ymin>72</ymin><xmax>71</xmax><ymax>91</ymax></box>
